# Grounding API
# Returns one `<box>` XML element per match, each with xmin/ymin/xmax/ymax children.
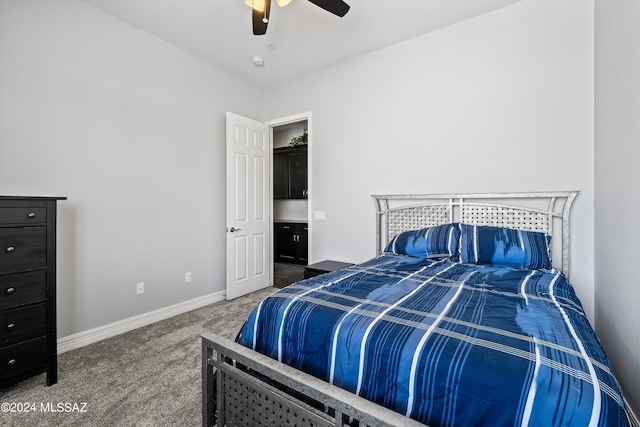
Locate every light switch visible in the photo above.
<box><xmin>314</xmin><ymin>211</ymin><xmax>326</xmax><ymax>220</ymax></box>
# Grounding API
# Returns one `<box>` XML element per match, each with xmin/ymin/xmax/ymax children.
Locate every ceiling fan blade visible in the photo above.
<box><xmin>252</xmin><ymin>0</ymin><xmax>271</xmax><ymax>35</ymax></box>
<box><xmin>307</xmin><ymin>0</ymin><xmax>350</xmax><ymax>17</ymax></box>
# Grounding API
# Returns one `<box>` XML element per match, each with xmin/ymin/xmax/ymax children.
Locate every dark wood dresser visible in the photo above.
<box><xmin>0</xmin><ymin>196</ymin><xmax>66</xmax><ymax>387</ymax></box>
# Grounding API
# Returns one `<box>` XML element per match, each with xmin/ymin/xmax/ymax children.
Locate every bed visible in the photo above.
<box><xmin>202</xmin><ymin>192</ymin><xmax>636</xmax><ymax>427</ymax></box>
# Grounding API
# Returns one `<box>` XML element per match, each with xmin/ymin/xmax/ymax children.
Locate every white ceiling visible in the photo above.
<box><xmin>82</xmin><ymin>0</ymin><xmax>520</xmax><ymax>88</ymax></box>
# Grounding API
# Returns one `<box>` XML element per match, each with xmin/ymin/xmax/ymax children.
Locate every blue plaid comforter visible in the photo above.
<box><xmin>236</xmin><ymin>255</ymin><xmax>631</xmax><ymax>426</ymax></box>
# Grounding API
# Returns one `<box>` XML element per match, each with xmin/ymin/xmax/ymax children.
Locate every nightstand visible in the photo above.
<box><xmin>304</xmin><ymin>260</ymin><xmax>354</xmax><ymax>279</ymax></box>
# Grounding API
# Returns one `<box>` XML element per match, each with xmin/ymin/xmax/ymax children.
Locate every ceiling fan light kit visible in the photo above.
<box><xmin>245</xmin><ymin>0</ymin><xmax>350</xmax><ymax>35</ymax></box>
<box><xmin>245</xmin><ymin>0</ymin><xmax>291</xmax><ymax>11</ymax></box>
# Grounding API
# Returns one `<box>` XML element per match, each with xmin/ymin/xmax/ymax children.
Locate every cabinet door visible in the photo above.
<box><xmin>287</xmin><ymin>147</ymin><xmax>307</xmax><ymax>199</ymax></box>
<box><xmin>273</xmin><ymin>151</ymin><xmax>288</xmax><ymax>200</ymax></box>
<box><xmin>275</xmin><ymin>223</ymin><xmax>297</xmax><ymax>263</ymax></box>
<box><xmin>297</xmin><ymin>224</ymin><xmax>308</xmax><ymax>265</ymax></box>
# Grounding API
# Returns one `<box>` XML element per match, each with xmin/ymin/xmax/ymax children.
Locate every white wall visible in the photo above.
<box><xmin>595</xmin><ymin>0</ymin><xmax>640</xmax><ymax>414</ymax></box>
<box><xmin>264</xmin><ymin>0</ymin><xmax>596</xmax><ymax>318</ymax></box>
<box><xmin>0</xmin><ymin>0</ymin><xmax>262</xmax><ymax>337</ymax></box>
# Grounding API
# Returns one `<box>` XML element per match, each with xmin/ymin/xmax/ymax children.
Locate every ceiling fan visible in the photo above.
<box><xmin>245</xmin><ymin>0</ymin><xmax>350</xmax><ymax>35</ymax></box>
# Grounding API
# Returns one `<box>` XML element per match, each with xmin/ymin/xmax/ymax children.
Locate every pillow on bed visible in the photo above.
<box><xmin>384</xmin><ymin>223</ymin><xmax>460</xmax><ymax>259</ymax></box>
<box><xmin>458</xmin><ymin>223</ymin><xmax>552</xmax><ymax>270</ymax></box>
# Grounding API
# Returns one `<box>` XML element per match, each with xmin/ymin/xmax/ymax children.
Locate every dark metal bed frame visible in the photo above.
<box><xmin>202</xmin><ymin>192</ymin><xmax>580</xmax><ymax>427</ymax></box>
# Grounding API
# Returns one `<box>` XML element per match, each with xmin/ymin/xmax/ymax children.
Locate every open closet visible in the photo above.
<box><xmin>272</xmin><ymin>120</ymin><xmax>308</xmax><ymax>288</ymax></box>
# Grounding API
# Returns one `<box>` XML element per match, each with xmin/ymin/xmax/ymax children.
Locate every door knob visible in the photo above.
<box><xmin>229</xmin><ymin>227</ymin><xmax>242</xmax><ymax>233</ymax></box>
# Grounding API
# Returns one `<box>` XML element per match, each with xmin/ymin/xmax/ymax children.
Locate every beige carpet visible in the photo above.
<box><xmin>0</xmin><ymin>287</ymin><xmax>277</xmax><ymax>427</ymax></box>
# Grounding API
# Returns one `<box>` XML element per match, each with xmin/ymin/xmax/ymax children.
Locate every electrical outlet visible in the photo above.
<box><xmin>185</xmin><ymin>272</ymin><xmax>192</xmax><ymax>283</ymax></box>
<box><xmin>136</xmin><ymin>282</ymin><xmax>144</xmax><ymax>295</ymax></box>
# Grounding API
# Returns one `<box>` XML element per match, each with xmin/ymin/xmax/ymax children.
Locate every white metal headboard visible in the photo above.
<box><xmin>372</xmin><ymin>192</ymin><xmax>579</xmax><ymax>278</ymax></box>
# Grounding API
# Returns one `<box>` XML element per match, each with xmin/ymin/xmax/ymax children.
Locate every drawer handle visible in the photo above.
<box><xmin>6</xmin><ymin>287</ymin><xmax>15</xmax><ymax>294</ymax></box>
<box><xmin>6</xmin><ymin>323</ymin><xmax>15</xmax><ymax>331</ymax></box>
<box><xmin>28</xmin><ymin>212</ymin><xmax>37</xmax><ymax>219</ymax></box>
<box><xmin>5</xmin><ymin>246</ymin><xmax>15</xmax><ymax>253</ymax></box>
<box><xmin>7</xmin><ymin>359</ymin><xmax>16</xmax><ymax>366</ymax></box>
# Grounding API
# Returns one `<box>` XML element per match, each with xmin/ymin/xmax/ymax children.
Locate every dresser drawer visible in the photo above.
<box><xmin>0</xmin><ymin>303</ymin><xmax>47</xmax><ymax>346</ymax></box>
<box><xmin>0</xmin><ymin>271</ymin><xmax>47</xmax><ymax>309</ymax></box>
<box><xmin>0</xmin><ymin>207</ymin><xmax>46</xmax><ymax>226</ymax></box>
<box><xmin>0</xmin><ymin>227</ymin><xmax>46</xmax><ymax>272</ymax></box>
<box><xmin>0</xmin><ymin>336</ymin><xmax>47</xmax><ymax>383</ymax></box>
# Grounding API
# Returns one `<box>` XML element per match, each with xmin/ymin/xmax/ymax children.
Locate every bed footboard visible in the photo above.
<box><xmin>202</xmin><ymin>331</ymin><xmax>425</xmax><ymax>427</ymax></box>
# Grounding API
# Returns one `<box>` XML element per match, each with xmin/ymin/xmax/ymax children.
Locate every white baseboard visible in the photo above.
<box><xmin>57</xmin><ymin>291</ymin><xmax>226</xmax><ymax>354</ymax></box>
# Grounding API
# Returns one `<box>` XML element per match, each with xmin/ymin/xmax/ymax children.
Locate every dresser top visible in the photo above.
<box><xmin>0</xmin><ymin>196</ymin><xmax>67</xmax><ymax>200</ymax></box>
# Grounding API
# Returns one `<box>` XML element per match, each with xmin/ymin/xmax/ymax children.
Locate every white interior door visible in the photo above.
<box><xmin>226</xmin><ymin>112</ymin><xmax>271</xmax><ymax>299</ymax></box>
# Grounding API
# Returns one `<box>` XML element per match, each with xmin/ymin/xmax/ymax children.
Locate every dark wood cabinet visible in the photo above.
<box><xmin>274</xmin><ymin>222</ymin><xmax>308</xmax><ymax>265</ymax></box>
<box><xmin>0</xmin><ymin>196</ymin><xmax>65</xmax><ymax>387</ymax></box>
<box><xmin>273</xmin><ymin>145</ymin><xmax>307</xmax><ymax>200</ymax></box>
<box><xmin>298</xmin><ymin>225</ymin><xmax>308</xmax><ymax>264</ymax></box>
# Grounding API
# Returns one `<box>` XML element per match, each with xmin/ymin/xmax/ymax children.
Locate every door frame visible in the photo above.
<box><xmin>266</xmin><ymin>111</ymin><xmax>313</xmax><ymax>279</ymax></box>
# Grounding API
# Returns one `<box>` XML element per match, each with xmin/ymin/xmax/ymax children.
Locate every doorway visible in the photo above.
<box><xmin>269</xmin><ymin>113</ymin><xmax>311</xmax><ymax>288</ymax></box>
